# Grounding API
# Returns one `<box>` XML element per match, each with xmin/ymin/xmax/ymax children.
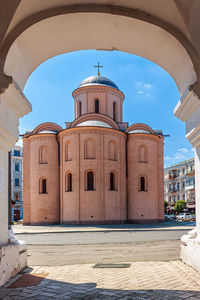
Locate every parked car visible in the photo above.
<box><xmin>169</xmin><ymin>214</ymin><xmax>176</xmax><ymax>219</ymax></box>
<box><xmin>176</xmin><ymin>213</ymin><xmax>192</xmax><ymax>221</ymax></box>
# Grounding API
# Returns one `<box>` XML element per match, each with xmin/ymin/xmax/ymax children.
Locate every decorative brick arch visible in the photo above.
<box><xmin>126</xmin><ymin>123</ymin><xmax>154</xmax><ymax>134</ymax></box>
<box><xmin>70</xmin><ymin>113</ymin><xmax>119</xmax><ymax>130</ymax></box>
<box><xmin>32</xmin><ymin>122</ymin><xmax>63</xmax><ymax>134</ymax></box>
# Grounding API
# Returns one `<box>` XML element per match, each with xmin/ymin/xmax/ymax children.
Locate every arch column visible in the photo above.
<box><xmin>175</xmin><ymin>86</ymin><xmax>200</xmax><ymax>272</ymax></box>
<box><xmin>0</xmin><ymin>81</ymin><xmax>31</xmax><ymax>286</ymax></box>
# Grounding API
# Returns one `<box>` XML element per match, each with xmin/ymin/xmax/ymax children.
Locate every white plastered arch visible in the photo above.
<box><xmin>4</xmin><ymin>12</ymin><xmax>196</xmax><ymax>95</ymax></box>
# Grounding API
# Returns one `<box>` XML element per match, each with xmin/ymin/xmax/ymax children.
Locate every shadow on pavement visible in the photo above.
<box><xmin>1</xmin><ymin>267</ymin><xmax>200</xmax><ymax>300</ymax></box>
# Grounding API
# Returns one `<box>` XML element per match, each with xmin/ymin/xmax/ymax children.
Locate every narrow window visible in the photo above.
<box><xmin>66</xmin><ymin>173</ymin><xmax>72</xmax><ymax>192</ymax></box>
<box><xmin>14</xmin><ymin>150</ymin><xmax>20</xmax><ymax>156</ymax></box>
<box><xmin>113</xmin><ymin>102</ymin><xmax>116</xmax><ymax>121</ymax></box>
<box><xmin>110</xmin><ymin>172</ymin><xmax>115</xmax><ymax>191</ymax></box>
<box><xmin>95</xmin><ymin>99</ymin><xmax>99</xmax><ymax>113</ymax></box>
<box><xmin>87</xmin><ymin>171</ymin><xmax>94</xmax><ymax>190</ymax></box>
<box><xmin>78</xmin><ymin>101</ymin><xmax>82</xmax><ymax>117</ymax></box>
<box><xmin>40</xmin><ymin>178</ymin><xmax>47</xmax><ymax>194</ymax></box>
<box><xmin>15</xmin><ymin>178</ymin><xmax>20</xmax><ymax>187</ymax></box>
<box><xmin>140</xmin><ymin>176</ymin><xmax>146</xmax><ymax>191</ymax></box>
<box><xmin>15</xmin><ymin>163</ymin><xmax>20</xmax><ymax>172</ymax></box>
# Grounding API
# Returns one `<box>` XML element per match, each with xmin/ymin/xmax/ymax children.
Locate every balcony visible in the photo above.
<box><xmin>169</xmin><ymin>188</ymin><xmax>178</xmax><ymax>193</ymax></box>
<box><xmin>186</xmin><ymin>170</ymin><xmax>195</xmax><ymax>177</ymax></box>
<box><xmin>185</xmin><ymin>185</ymin><xmax>195</xmax><ymax>191</ymax></box>
<box><xmin>169</xmin><ymin>175</ymin><xmax>177</xmax><ymax>180</ymax></box>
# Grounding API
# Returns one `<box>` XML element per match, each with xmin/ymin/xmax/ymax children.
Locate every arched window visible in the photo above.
<box><xmin>110</xmin><ymin>172</ymin><xmax>116</xmax><ymax>191</ymax></box>
<box><xmin>108</xmin><ymin>141</ymin><xmax>117</xmax><ymax>161</ymax></box>
<box><xmin>113</xmin><ymin>102</ymin><xmax>117</xmax><ymax>121</ymax></box>
<box><xmin>138</xmin><ymin>145</ymin><xmax>147</xmax><ymax>163</ymax></box>
<box><xmin>95</xmin><ymin>99</ymin><xmax>99</xmax><ymax>113</ymax></box>
<box><xmin>39</xmin><ymin>178</ymin><xmax>47</xmax><ymax>194</ymax></box>
<box><xmin>39</xmin><ymin>146</ymin><xmax>48</xmax><ymax>164</ymax></box>
<box><xmin>77</xmin><ymin>101</ymin><xmax>82</xmax><ymax>117</ymax></box>
<box><xmin>65</xmin><ymin>141</ymin><xmax>72</xmax><ymax>161</ymax></box>
<box><xmin>84</xmin><ymin>139</ymin><xmax>95</xmax><ymax>159</ymax></box>
<box><xmin>139</xmin><ymin>176</ymin><xmax>147</xmax><ymax>192</ymax></box>
<box><xmin>66</xmin><ymin>172</ymin><xmax>72</xmax><ymax>192</ymax></box>
<box><xmin>87</xmin><ymin>171</ymin><xmax>94</xmax><ymax>190</ymax></box>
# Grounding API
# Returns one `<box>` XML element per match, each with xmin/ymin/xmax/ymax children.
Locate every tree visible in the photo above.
<box><xmin>164</xmin><ymin>201</ymin><xmax>168</xmax><ymax>214</ymax></box>
<box><xmin>174</xmin><ymin>200</ymin><xmax>187</xmax><ymax>214</ymax></box>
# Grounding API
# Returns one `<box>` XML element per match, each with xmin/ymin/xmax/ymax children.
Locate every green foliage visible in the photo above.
<box><xmin>164</xmin><ymin>201</ymin><xmax>168</xmax><ymax>208</ymax></box>
<box><xmin>164</xmin><ymin>200</ymin><xmax>168</xmax><ymax>213</ymax></box>
<box><xmin>174</xmin><ymin>200</ymin><xmax>187</xmax><ymax>214</ymax></box>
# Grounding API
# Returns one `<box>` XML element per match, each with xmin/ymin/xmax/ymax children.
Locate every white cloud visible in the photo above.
<box><xmin>144</xmin><ymin>83</ymin><xmax>153</xmax><ymax>89</ymax></box>
<box><xmin>135</xmin><ymin>82</ymin><xmax>154</xmax><ymax>98</ymax></box>
<box><xmin>174</xmin><ymin>153</ymin><xmax>186</xmax><ymax>160</ymax></box>
<box><xmin>178</xmin><ymin>148</ymin><xmax>188</xmax><ymax>153</ymax></box>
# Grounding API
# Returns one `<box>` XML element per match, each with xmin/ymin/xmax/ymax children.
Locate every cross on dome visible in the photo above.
<box><xmin>94</xmin><ymin>62</ymin><xmax>103</xmax><ymax>76</ymax></box>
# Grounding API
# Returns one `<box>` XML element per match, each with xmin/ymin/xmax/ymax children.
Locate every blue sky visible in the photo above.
<box><xmin>18</xmin><ymin>50</ymin><xmax>194</xmax><ymax>167</ymax></box>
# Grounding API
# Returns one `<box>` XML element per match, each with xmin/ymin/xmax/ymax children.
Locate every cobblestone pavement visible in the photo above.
<box><xmin>1</xmin><ymin>260</ymin><xmax>200</xmax><ymax>299</ymax></box>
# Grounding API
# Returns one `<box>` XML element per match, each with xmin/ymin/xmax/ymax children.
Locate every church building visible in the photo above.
<box><xmin>23</xmin><ymin>66</ymin><xmax>164</xmax><ymax>225</ymax></box>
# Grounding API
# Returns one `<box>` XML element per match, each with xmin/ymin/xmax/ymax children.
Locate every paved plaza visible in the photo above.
<box><xmin>1</xmin><ymin>222</ymin><xmax>199</xmax><ymax>299</ymax></box>
<box><xmin>14</xmin><ymin>222</ymin><xmax>195</xmax><ymax>266</ymax></box>
<box><xmin>1</xmin><ymin>260</ymin><xmax>200</xmax><ymax>299</ymax></box>
<box><xmin>13</xmin><ymin>222</ymin><xmax>195</xmax><ymax>234</ymax></box>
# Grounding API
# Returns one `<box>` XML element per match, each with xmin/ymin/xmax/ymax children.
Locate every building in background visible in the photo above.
<box><xmin>11</xmin><ymin>146</ymin><xmax>23</xmax><ymax>221</ymax></box>
<box><xmin>164</xmin><ymin>158</ymin><xmax>195</xmax><ymax>213</ymax></box>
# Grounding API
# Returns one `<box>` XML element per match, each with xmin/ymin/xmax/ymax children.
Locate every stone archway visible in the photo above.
<box><xmin>2</xmin><ymin>6</ymin><xmax>198</xmax><ymax>94</ymax></box>
<box><xmin>1</xmin><ymin>1</ymin><xmax>200</xmax><ymax>285</ymax></box>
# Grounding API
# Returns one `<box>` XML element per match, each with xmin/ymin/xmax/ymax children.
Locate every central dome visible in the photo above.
<box><xmin>79</xmin><ymin>75</ymin><xmax>119</xmax><ymax>90</ymax></box>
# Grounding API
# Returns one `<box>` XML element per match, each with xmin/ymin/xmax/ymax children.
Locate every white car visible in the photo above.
<box><xmin>176</xmin><ymin>213</ymin><xmax>192</xmax><ymax>221</ymax></box>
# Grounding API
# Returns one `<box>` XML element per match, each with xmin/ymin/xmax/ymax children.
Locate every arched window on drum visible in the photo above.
<box><xmin>77</xmin><ymin>101</ymin><xmax>82</xmax><ymax>117</ymax></box>
<box><xmin>95</xmin><ymin>99</ymin><xmax>99</xmax><ymax>113</ymax></box>
<box><xmin>113</xmin><ymin>102</ymin><xmax>117</xmax><ymax>121</ymax></box>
